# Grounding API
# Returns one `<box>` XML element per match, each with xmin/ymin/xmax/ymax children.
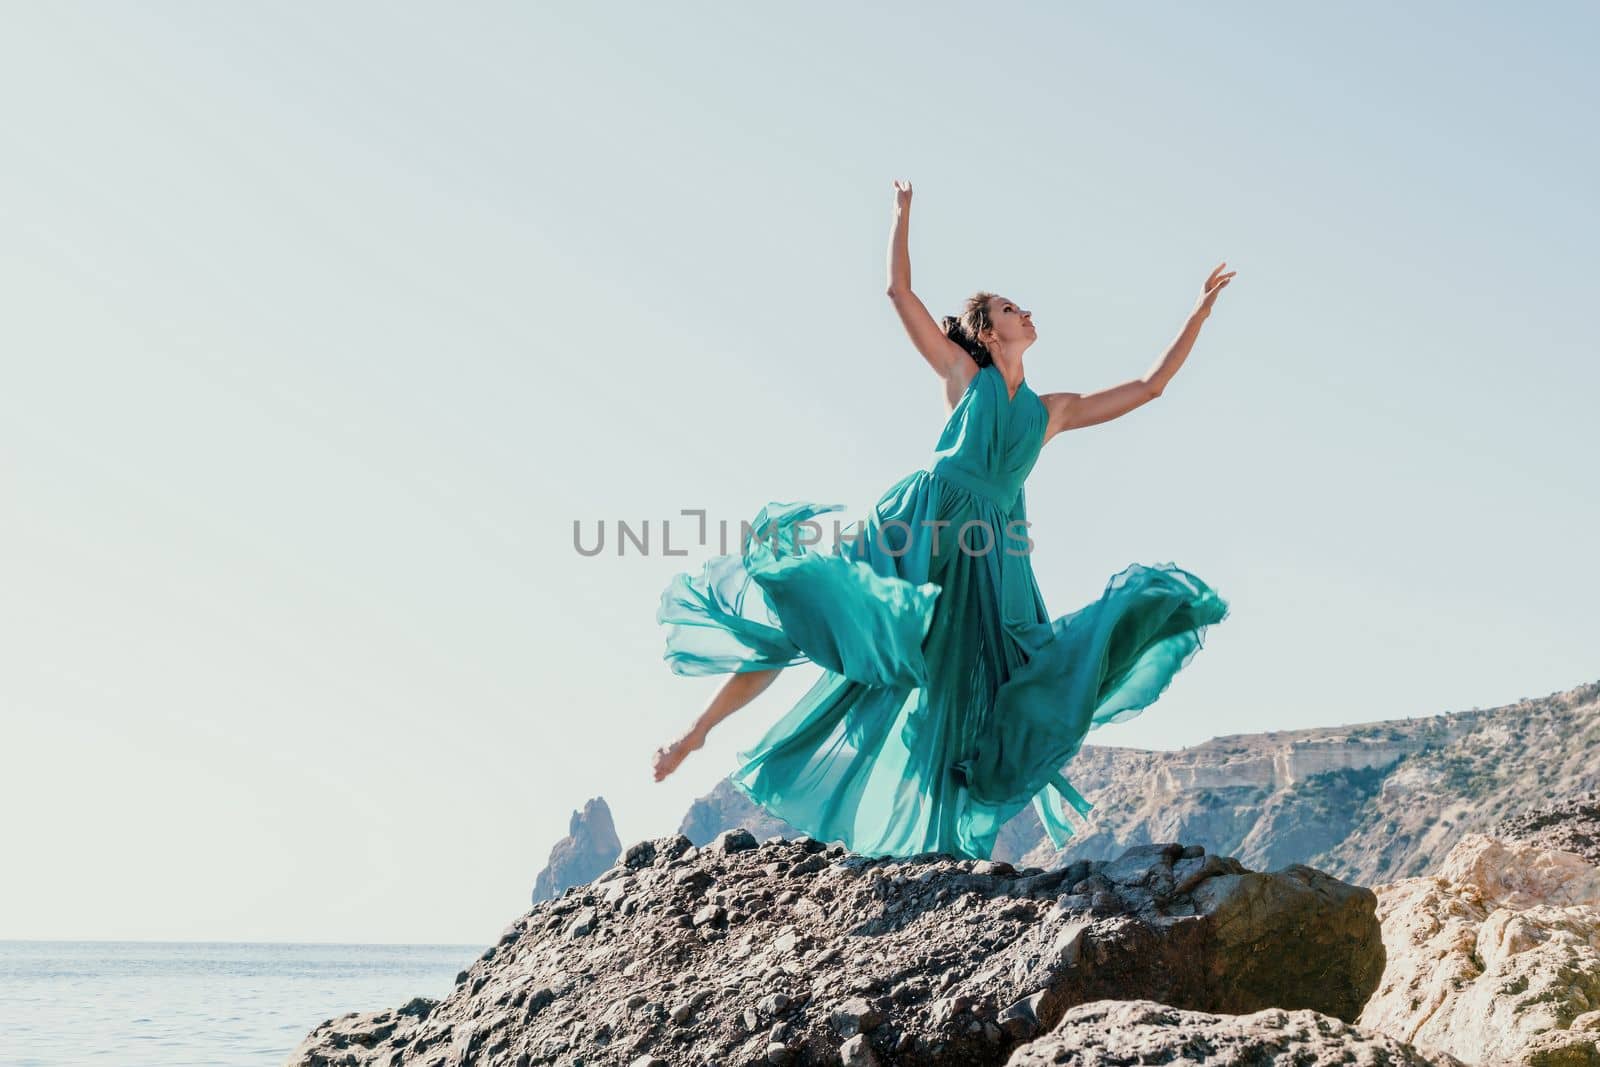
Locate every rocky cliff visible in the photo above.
<box><xmin>297</xmin><ymin>831</ymin><xmax>1434</xmax><ymax>1066</ymax></box>
<box><xmin>1358</xmin><ymin>830</ymin><xmax>1600</xmax><ymax>1065</ymax></box>
<box><xmin>1313</xmin><ymin>682</ymin><xmax>1600</xmax><ymax>884</ymax></box>
<box><xmin>326</xmin><ymin>678</ymin><xmax>1600</xmax><ymax>1066</ymax></box>
<box><xmin>1005</xmin><ymin>681</ymin><xmax>1600</xmax><ymax>882</ymax></box>
<box><xmin>532</xmin><ymin>798</ymin><xmax>622</xmax><ymax>905</ymax></box>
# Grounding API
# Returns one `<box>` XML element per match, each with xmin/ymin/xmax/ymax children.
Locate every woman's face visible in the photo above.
<box><xmin>981</xmin><ymin>295</ymin><xmax>1037</xmax><ymax>350</ymax></box>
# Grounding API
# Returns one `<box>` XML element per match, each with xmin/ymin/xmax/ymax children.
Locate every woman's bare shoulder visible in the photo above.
<box><xmin>940</xmin><ymin>360</ymin><xmax>981</xmax><ymax>415</ymax></box>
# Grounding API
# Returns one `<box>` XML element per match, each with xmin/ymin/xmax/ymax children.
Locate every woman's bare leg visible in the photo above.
<box><xmin>653</xmin><ymin>667</ymin><xmax>784</xmax><ymax>782</ymax></box>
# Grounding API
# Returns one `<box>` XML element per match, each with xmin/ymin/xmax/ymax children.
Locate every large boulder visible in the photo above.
<box><xmin>294</xmin><ymin>834</ymin><xmax>1387</xmax><ymax>1066</ymax></box>
<box><xmin>1358</xmin><ymin>832</ymin><xmax>1600</xmax><ymax>1066</ymax></box>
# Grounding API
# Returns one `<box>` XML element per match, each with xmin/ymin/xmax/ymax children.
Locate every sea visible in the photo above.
<box><xmin>0</xmin><ymin>940</ymin><xmax>482</xmax><ymax>1066</ymax></box>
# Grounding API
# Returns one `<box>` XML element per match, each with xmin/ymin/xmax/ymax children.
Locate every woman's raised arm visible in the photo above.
<box><xmin>1038</xmin><ymin>262</ymin><xmax>1236</xmax><ymax>445</ymax></box>
<box><xmin>885</xmin><ymin>180</ymin><xmax>969</xmax><ymax>381</ymax></box>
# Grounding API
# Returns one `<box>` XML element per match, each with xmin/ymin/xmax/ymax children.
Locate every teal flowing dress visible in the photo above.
<box><xmin>657</xmin><ymin>363</ymin><xmax>1229</xmax><ymax>860</ymax></box>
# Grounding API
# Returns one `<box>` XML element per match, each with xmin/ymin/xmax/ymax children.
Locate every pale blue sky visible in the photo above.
<box><xmin>2</xmin><ymin>3</ymin><xmax>1595</xmax><ymax>944</ymax></box>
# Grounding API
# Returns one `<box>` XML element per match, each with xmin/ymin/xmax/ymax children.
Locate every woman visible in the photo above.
<box><xmin>651</xmin><ymin>179</ymin><xmax>1234</xmax><ymax>860</ymax></box>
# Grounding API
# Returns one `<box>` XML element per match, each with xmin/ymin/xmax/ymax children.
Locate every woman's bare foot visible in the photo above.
<box><xmin>652</xmin><ymin>730</ymin><xmax>705</xmax><ymax>782</ymax></box>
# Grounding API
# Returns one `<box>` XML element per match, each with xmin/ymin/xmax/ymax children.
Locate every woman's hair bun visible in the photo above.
<box><xmin>941</xmin><ymin>313</ymin><xmax>990</xmax><ymax>366</ymax></box>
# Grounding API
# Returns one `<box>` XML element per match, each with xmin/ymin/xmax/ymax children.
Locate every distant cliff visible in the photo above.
<box><xmin>678</xmin><ymin>779</ymin><xmax>798</xmax><ymax>846</ymax></box>
<box><xmin>532</xmin><ymin>680</ymin><xmax>1600</xmax><ymax>899</ymax></box>
<box><xmin>1020</xmin><ymin>680</ymin><xmax>1600</xmax><ymax>880</ymax></box>
<box><xmin>1304</xmin><ymin>680</ymin><xmax>1599</xmax><ymax>882</ymax></box>
<box><xmin>531</xmin><ymin>797</ymin><xmax>620</xmax><ymax>905</ymax></box>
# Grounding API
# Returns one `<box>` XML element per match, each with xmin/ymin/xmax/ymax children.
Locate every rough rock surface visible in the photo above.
<box><xmin>1006</xmin><ymin>999</ymin><xmax>1461</xmax><ymax>1066</ymax></box>
<box><xmin>1358</xmin><ymin>832</ymin><xmax>1600</xmax><ymax>1066</ymax></box>
<box><xmin>1495</xmin><ymin>791</ymin><xmax>1600</xmax><ymax>866</ymax></box>
<box><xmin>295</xmin><ymin>832</ymin><xmax>1387</xmax><ymax>1066</ymax></box>
<box><xmin>532</xmin><ymin>798</ymin><xmax>621</xmax><ymax>905</ymax></box>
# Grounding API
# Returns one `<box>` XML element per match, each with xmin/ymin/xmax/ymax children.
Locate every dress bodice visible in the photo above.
<box><xmin>925</xmin><ymin>363</ymin><xmax>1047</xmax><ymax>513</ymax></box>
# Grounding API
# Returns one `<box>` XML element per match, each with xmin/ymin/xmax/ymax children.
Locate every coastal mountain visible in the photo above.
<box><xmin>530</xmin><ymin>679</ymin><xmax>1599</xmax><ymax>894</ymax></box>
<box><xmin>1009</xmin><ymin>678</ymin><xmax>1600</xmax><ymax>882</ymax></box>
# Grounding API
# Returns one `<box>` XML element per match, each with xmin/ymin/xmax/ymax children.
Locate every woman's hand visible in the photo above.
<box><xmin>1194</xmin><ymin>261</ymin><xmax>1236</xmax><ymax>317</ymax></box>
<box><xmin>893</xmin><ymin>178</ymin><xmax>913</xmax><ymax>214</ymax></box>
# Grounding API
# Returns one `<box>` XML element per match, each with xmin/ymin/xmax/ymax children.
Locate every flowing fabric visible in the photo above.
<box><xmin>656</xmin><ymin>363</ymin><xmax>1230</xmax><ymax>860</ymax></box>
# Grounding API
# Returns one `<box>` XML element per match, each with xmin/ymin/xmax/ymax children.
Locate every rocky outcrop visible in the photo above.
<box><xmin>1358</xmin><ymin>832</ymin><xmax>1600</xmax><ymax>1066</ymax></box>
<box><xmin>1149</xmin><ymin>734</ymin><xmax>1438</xmax><ymax>794</ymax></box>
<box><xmin>1496</xmin><ymin>790</ymin><xmax>1600</xmax><ymax>865</ymax></box>
<box><xmin>1006</xmin><ymin>999</ymin><xmax>1461</xmax><ymax>1066</ymax></box>
<box><xmin>531</xmin><ymin>797</ymin><xmax>621</xmax><ymax>905</ymax></box>
<box><xmin>295</xmin><ymin>832</ymin><xmax>1395</xmax><ymax>1066</ymax></box>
